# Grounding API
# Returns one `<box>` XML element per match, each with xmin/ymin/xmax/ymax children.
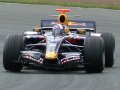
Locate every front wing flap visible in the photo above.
<box><xmin>21</xmin><ymin>51</ymin><xmax>81</xmax><ymax>65</ymax></box>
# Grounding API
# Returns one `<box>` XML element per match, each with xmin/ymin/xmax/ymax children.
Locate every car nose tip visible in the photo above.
<box><xmin>45</xmin><ymin>51</ymin><xmax>57</xmax><ymax>60</ymax></box>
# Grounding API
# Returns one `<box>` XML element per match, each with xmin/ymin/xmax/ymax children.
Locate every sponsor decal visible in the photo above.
<box><xmin>61</xmin><ymin>56</ymin><xmax>80</xmax><ymax>64</ymax></box>
<box><xmin>68</xmin><ymin>22</ymin><xmax>86</xmax><ymax>26</ymax></box>
<box><xmin>51</xmin><ymin>22</ymin><xmax>58</xmax><ymax>25</ymax></box>
<box><xmin>51</xmin><ymin>21</ymin><xmax>86</xmax><ymax>27</ymax></box>
<box><xmin>22</xmin><ymin>54</ymin><xmax>43</xmax><ymax>64</ymax></box>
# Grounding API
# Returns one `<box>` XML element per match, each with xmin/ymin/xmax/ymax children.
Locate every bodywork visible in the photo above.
<box><xmin>20</xmin><ymin>9</ymin><xmax>102</xmax><ymax>70</ymax></box>
<box><xmin>20</xmin><ymin>21</ymin><xmax>101</xmax><ymax>70</ymax></box>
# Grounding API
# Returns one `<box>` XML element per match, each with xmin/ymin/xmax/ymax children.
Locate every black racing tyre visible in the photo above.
<box><xmin>3</xmin><ymin>34</ymin><xmax>24</xmax><ymax>72</ymax></box>
<box><xmin>84</xmin><ymin>36</ymin><xmax>104</xmax><ymax>73</ymax></box>
<box><xmin>101</xmin><ymin>32</ymin><xmax>115</xmax><ymax>67</ymax></box>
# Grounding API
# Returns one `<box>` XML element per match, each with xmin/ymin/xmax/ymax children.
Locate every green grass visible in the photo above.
<box><xmin>0</xmin><ymin>0</ymin><xmax>120</xmax><ymax>10</ymax></box>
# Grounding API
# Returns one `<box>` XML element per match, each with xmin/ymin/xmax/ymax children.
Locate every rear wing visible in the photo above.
<box><xmin>41</xmin><ymin>20</ymin><xmax>96</xmax><ymax>32</ymax></box>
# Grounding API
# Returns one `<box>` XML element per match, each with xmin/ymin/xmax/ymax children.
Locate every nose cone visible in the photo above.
<box><xmin>45</xmin><ymin>52</ymin><xmax>57</xmax><ymax>60</ymax></box>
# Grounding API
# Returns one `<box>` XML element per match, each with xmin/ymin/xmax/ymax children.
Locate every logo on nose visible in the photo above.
<box><xmin>45</xmin><ymin>52</ymin><xmax>57</xmax><ymax>60</ymax></box>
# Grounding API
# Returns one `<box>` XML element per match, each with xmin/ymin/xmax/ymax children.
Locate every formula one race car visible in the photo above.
<box><xmin>3</xmin><ymin>9</ymin><xmax>115</xmax><ymax>73</ymax></box>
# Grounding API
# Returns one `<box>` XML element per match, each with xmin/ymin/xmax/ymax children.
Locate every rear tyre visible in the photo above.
<box><xmin>101</xmin><ymin>33</ymin><xmax>115</xmax><ymax>67</ymax></box>
<box><xmin>84</xmin><ymin>36</ymin><xmax>104</xmax><ymax>73</ymax></box>
<box><xmin>3</xmin><ymin>34</ymin><xmax>24</xmax><ymax>72</ymax></box>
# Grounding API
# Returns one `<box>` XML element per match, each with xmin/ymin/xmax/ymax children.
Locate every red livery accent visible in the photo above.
<box><xmin>56</xmin><ymin>9</ymin><xmax>71</xmax><ymax>14</ymax></box>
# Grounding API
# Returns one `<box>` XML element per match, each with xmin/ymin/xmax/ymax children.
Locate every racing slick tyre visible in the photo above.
<box><xmin>84</xmin><ymin>36</ymin><xmax>104</xmax><ymax>73</ymax></box>
<box><xmin>3</xmin><ymin>34</ymin><xmax>24</xmax><ymax>72</ymax></box>
<box><xmin>101</xmin><ymin>33</ymin><xmax>115</xmax><ymax>67</ymax></box>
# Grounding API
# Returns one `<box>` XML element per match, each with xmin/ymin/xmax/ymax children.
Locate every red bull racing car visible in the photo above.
<box><xmin>3</xmin><ymin>9</ymin><xmax>115</xmax><ymax>73</ymax></box>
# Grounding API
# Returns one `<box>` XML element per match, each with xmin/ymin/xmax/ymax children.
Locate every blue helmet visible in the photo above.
<box><xmin>53</xmin><ymin>24</ymin><xmax>70</xmax><ymax>35</ymax></box>
<box><xmin>52</xmin><ymin>24</ymin><xmax>64</xmax><ymax>35</ymax></box>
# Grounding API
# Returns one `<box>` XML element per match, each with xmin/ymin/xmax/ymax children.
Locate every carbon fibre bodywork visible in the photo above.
<box><xmin>21</xmin><ymin>31</ymin><xmax>87</xmax><ymax>69</ymax></box>
<box><xmin>20</xmin><ymin>16</ymin><xmax>101</xmax><ymax>70</ymax></box>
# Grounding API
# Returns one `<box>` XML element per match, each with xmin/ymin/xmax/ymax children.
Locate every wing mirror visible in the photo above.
<box><xmin>33</xmin><ymin>26</ymin><xmax>41</xmax><ymax>32</ymax></box>
<box><xmin>77</xmin><ymin>29</ymin><xmax>86</xmax><ymax>34</ymax></box>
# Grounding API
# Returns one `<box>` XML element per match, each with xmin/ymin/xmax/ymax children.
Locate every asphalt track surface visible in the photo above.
<box><xmin>0</xmin><ymin>2</ymin><xmax>120</xmax><ymax>90</ymax></box>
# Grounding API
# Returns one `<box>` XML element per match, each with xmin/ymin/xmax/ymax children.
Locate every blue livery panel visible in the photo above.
<box><xmin>41</xmin><ymin>20</ymin><xmax>96</xmax><ymax>30</ymax></box>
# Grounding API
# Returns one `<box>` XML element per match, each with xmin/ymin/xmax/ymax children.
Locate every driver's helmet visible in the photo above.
<box><xmin>52</xmin><ymin>24</ymin><xmax>63</xmax><ymax>35</ymax></box>
<box><xmin>52</xmin><ymin>24</ymin><xmax>70</xmax><ymax>35</ymax></box>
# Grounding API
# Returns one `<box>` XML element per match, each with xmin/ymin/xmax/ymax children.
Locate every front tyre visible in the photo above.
<box><xmin>84</xmin><ymin>36</ymin><xmax>104</xmax><ymax>73</ymax></box>
<box><xmin>3</xmin><ymin>34</ymin><xmax>24</xmax><ymax>72</ymax></box>
<box><xmin>101</xmin><ymin>32</ymin><xmax>115</xmax><ymax>67</ymax></box>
